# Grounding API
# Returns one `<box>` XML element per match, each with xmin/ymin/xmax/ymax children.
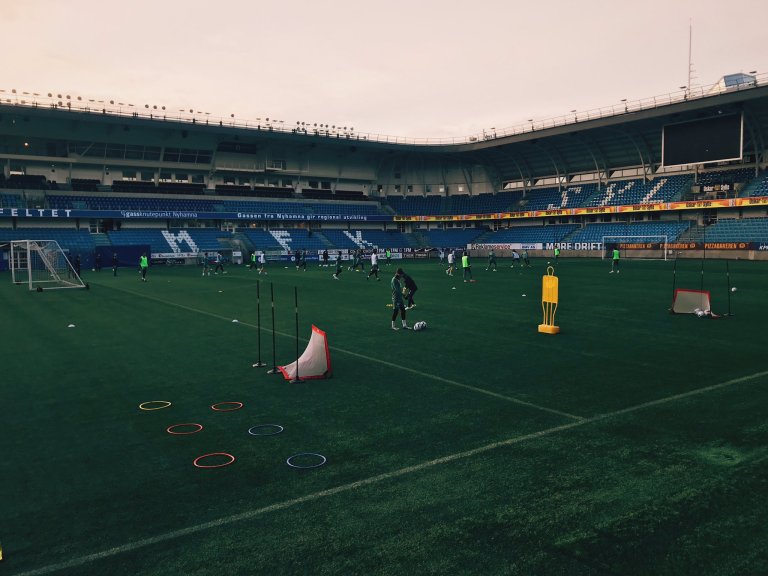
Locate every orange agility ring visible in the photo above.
<box><xmin>139</xmin><ymin>401</ymin><xmax>172</xmax><ymax>411</ymax></box>
<box><xmin>211</xmin><ymin>401</ymin><xmax>243</xmax><ymax>412</ymax></box>
<box><xmin>166</xmin><ymin>423</ymin><xmax>204</xmax><ymax>435</ymax></box>
<box><xmin>193</xmin><ymin>452</ymin><xmax>236</xmax><ymax>468</ymax></box>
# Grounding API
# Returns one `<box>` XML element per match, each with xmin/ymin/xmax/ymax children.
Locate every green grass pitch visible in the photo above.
<box><xmin>1</xmin><ymin>257</ymin><xmax>767</xmax><ymax>575</ymax></box>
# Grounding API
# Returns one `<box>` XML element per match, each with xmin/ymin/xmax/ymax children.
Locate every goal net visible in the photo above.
<box><xmin>601</xmin><ymin>236</ymin><xmax>668</xmax><ymax>261</ymax></box>
<box><xmin>9</xmin><ymin>240</ymin><xmax>87</xmax><ymax>290</ymax></box>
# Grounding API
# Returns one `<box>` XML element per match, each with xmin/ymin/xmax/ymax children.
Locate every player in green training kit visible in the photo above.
<box><xmin>390</xmin><ymin>268</ymin><xmax>410</xmax><ymax>330</ymax></box>
<box><xmin>610</xmin><ymin>247</ymin><xmax>620</xmax><ymax>273</ymax></box>
<box><xmin>139</xmin><ymin>253</ymin><xmax>149</xmax><ymax>282</ymax></box>
<box><xmin>462</xmin><ymin>252</ymin><xmax>473</xmax><ymax>282</ymax></box>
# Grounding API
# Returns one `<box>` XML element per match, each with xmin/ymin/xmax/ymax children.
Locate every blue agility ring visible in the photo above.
<box><xmin>248</xmin><ymin>424</ymin><xmax>284</xmax><ymax>436</ymax></box>
<box><xmin>286</xmin><ymin>453</ymin><xmax>327</xmax><ymax>469</ymax></box>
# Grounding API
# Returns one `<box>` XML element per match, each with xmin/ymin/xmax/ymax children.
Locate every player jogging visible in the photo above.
<box><xmin>258</xmin><ymin>252</ymin><xmax>267</xmax><ymax>275</ymax></box>
<box><xmin>462</xmin><ymin>252</ymin><xmax>473</xmax><ymax>282</ymax></box>
<box><xmin>511</xmin><ymin>249</ymin><xmax>520</xmax><ymax>268</ymax></box>
<box><xmin>487</xmin><ymin>249</ymin><xmax>497</xmax><ymax>271</ymax></box>
<box><xmin>610</xmin><ymin>247</ymin><xmax>620</xmax><ymax>274</ymax></box>
<box><xmin>139</xmin><ymin>253</ymin><xmax>149</xmax><ymax>282</ymax></box>
<box><xmin>213</xmin><ymin>252</ymin><xmax>226</xmax><ymax>274</ymax></box>
<box><xmin>333</xmin><ymin>253</ymin><xmax>344</xmax><ymax>279</ymax></box>
<box><xmin>446</xmin><ymin>250</ymin><xmax>455</xmax><ymax>276</ymax></box>
<box><xmin>390</xmin><ymin>268</ymin><xmax>410</xmax><ymax>330</ymax></box>
<box><xmin>367</xmin><ymin>249</ymin><xmax>380</xmax><ymax>281</ymax></box>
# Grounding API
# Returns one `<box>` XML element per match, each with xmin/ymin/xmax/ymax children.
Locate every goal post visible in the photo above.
<box><xmin>9</xmin><ymin>240</ymin><xmax>87</xmax><ymax>290</ymax></box>
<box><xmin>601</xmin><ymin>236</ymin><xmax>668</xmax><ymax>261</ymax></box>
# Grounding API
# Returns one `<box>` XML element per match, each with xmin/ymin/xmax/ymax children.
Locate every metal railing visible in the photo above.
<box><xmin>1</xmin><ymin>73</ymin><xmax>764</xmax><ymax>147</ymax></box>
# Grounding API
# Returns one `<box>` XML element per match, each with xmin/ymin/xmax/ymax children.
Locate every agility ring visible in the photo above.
<box><xmin>166</xmin><ymin>423</ymin><xmax>204</xmax><ymax>435</ymax></box>
<box><xmin>139</xmin><ymin>401</ymin><xmax>172</xmax><ymax>411</ymax></box>
<box><xmin>286</xmin><ymin>453</ymin><xmax>327</xmax><ymax>469</ymax></box>
<box><xmin>211</xmin><ymin>401</ymin><xmax>243</xmax><ymax>412</ymax></box>
<box><xmin>248</xmin><ymin>424</ymin><xmax>284</xmax><ymax>436</ymax></box>
<box><xmin>193</xmin><ymin>452</ymin><xmax>236</xmax><ymax>469</ymax></box>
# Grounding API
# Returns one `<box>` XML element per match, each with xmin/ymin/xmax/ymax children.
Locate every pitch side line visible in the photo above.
<box><xmin>101</xmin><ymin>286</ymin><xmax>585</xmax><ymax>421</ymax></box>
<box><xmin>13</xmin><ymin>368</ymin><xmax>768</xmax><ymax>576</ymax></box>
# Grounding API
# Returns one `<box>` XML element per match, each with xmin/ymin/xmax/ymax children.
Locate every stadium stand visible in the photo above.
<box><xmin>266</xmin><ymin>229</ymin><xmax>327</xmax><ymax>252</ymax></box>
<box><xmin>44</xmin><ymin>193</ymin><xmax>384</xmax><ymax>216</ymax></box>
<box><xmin>384</xmin><ymin>191</ymin><xmax>523</xmax><ymax>216</ymax></box>
<box><xmin>0</xmin><ymin>227</ymin><xmax>95</xmax><ymax>256</ymax></box>
<box><xmin>107</xmin><ymin>228</ymin><xmax>234</xmax><ymax>254</ymax></box>
<box><xmin>522</xmin><ymin>183</ymin><xmax>598</xmax><ymax>211</ymax></box>
<box><xmin>385</xmin><ymin>196</ymin><xmax>442</xmax><ymax>216</ymax></box>
<box><xmin>321</xmin><ymin>229</ymin><xmax>412</xmax><ymax>249</ymax></box>
<box><xmin>703</xmin><ymin>217</ymin><xmax>768</xmax><ymax>242</ymax></box>
<box><xmin>70</xmin><ymin>179</ymin><xmax>100</xmax><ymax>192</ymax></box>
<box><xmin>697</xmin><ymin>168</ymin><xmax>756</xmax><ymax>186</ymax></box>
<box><xmin>419</xmin><ymin>228</ymin><xmax>485</xmax><ymax>247</ymax></box>
<box><xmin>566</xmin><ymin>221</ymin><xmax>692</xmax><ymax>243</ymax></box>
<box><xmin>744</xmin><ymin>172</ymin><xmax>768</xmax><ymax>196</ymax></box>
<box><xmin>238</xmin><ymin>228</ymin><xmax>286</xmax><ymax>251</ymax></box>
<box><xmin>2</xmin><ymin>174</ymin><xmax>49</xmax><ymax>190</ymax></box>
<box><xmin>0</xmin><ymin>192</ymin><xmax>23</xmax><ymax>208</ymax></box>
<box><xmin>582</xmin><ymin>175</ymin><xmax>690</xmax><ymax>207</ymax></box>
<box><xmin>474</xmin><ymin>224</ymin><xmax>579</xmax><ymax>244</ymax></box>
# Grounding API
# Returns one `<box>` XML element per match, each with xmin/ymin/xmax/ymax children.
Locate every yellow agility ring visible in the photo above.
<box><xmin>167</xmin><ymin>423</ymin><xmax>204</xmax><ymax>435</ymax></box>
<box><xmin>211</xmin><ymin>401</ymin><xmax>243</xmax><ymax>412</ymax></box>
<box><xmin>139</xmin><ymin>401</ymin><xmax>172</xmax><ymax>411</ymax></box>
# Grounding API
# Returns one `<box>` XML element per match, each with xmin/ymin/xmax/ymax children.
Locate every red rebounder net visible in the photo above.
<box><xmin>671</xmin><ymin>289</ymin><xmax>711</xmax><ymax>314</ymax></box>
<box><xmin>278</xmin><ymin>325</ymin><xmax>332</xmax><ymax>380</ymax></box>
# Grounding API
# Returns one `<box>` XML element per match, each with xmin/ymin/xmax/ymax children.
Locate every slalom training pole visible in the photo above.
<box><xmin>726</xmin><ymin>260</ymin><xmax>732</xmax><ymax>316</ymax></box>
<box><xmin>267</xmin><ymin>282</ymin><xmax>280</xmax><ymax>375</ymax></box>
<box><xmin>671</xmin><ymin>257</ymin><xmax>678</xmax><ymax>308</ymax></box>
<box><xmin>252</xmin><ymin>279</ymin><xmax>266</xmax><ymax>367</ymax></box>
<box><xmin>290</xmin><ymin>286</ymin><xmax>303</xmax><ymax>383</ymax></box>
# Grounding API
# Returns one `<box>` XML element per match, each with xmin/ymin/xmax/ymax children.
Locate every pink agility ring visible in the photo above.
<box><xmin>193</xmin><ymin>452</ymin><xmax>236</xmax><ymax>469</ymax></box>
<box><xmin>211</xmin><ymin>401</ymin><xmax>244</xmax><ymax>412</ymax></box>
<box><xmin>166</xmin><ymin>423</ymin><xmax>204</xmax><ymax>435</ymax></box>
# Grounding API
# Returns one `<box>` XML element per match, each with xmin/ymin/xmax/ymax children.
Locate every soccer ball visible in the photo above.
<box><xmin>731</xmin><ymin>287</ymin><xmax>737</xmax><ymax>292</ymax></box>
<box><xmin>414</xmin><ymin>321</ymin><xmax>427</xmax><ymax>331</ymax></box>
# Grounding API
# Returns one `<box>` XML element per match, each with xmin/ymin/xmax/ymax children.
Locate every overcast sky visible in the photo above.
<box><xmin>2</xmin><ymin>0</ymin><xmax>766</xmax><ymax>139</ymax></box>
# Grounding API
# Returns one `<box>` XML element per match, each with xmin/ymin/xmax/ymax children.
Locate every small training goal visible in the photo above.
<box><xmin>601</xmin><ymin>236</ymin><xmax>669</xmax><ymax>261</ymax></box>
<box><xmin>8</xmin><ymin>240</ymin><xmax>87</xmax><ymax>291</ymax></box>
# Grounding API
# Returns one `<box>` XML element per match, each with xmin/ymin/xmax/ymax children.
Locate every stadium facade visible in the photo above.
<box><xmin>1</xmin><ymin>77</ymin><xmax>768</xmax><ymax>269</ymax></box>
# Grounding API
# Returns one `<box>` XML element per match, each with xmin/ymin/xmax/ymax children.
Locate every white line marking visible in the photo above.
<box><xmin>103</xmin><ymin>286</ymin><xmax>585</xmax><ymax>421</ymax></box>
<box><xmin>12</xmin><ymin>368</ymin><xmax>768</xmax><ymax>576</ymax></box>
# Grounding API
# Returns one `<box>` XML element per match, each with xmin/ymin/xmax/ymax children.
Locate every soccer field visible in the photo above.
<box><xmin>2</xmin><ymin>257</ymin><xmax>768</xmax><ymax>575</ymax></box>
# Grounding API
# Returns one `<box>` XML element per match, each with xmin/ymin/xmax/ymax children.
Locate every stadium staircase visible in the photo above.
<box><xmin>314</xmin><ymin>231</ymin><xmax>335</xmax><ymax>248</ymax></box>
<box><xmin>409</xmin><ymin>230</ymin><xmax>428</xmax><ymax>248</ymax></box>
<box><xmin>675</xmin><ymin>223</ymin><xmax>706</xmax><ymax>243</ymax></box>
<box><xmin>91</xmin><ymin>232</ymin><xmax>112</xmax><ymax>247</ymax></box>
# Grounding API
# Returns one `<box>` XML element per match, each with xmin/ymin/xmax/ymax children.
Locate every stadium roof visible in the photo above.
<box><xmin>1</xmin><ymin>83</ymin><xmax>767</xmax><ymax>187</ymax></box>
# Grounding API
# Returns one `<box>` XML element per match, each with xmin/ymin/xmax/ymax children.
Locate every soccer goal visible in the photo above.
<box><xmin>601</xmin><ymin>236</ymin><xmax>669</xmax><ymax>261</ymax></box>
<box><xmin>8</xmin><ymin>240</ymin><xmax>87</xmax><ymax>290</ymax></box>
